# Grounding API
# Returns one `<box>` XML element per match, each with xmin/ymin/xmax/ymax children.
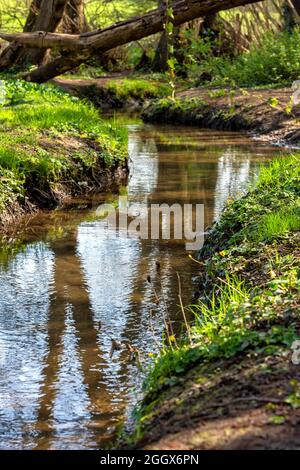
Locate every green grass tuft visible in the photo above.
<box><xmin>140</xmin><ymin>154</ymin><xmax>300</xmax><ymax>401</ymax></box>
<box><xmin>105</xmin><ymin>78</ymin><xmax>169</xmax><ymax>101</ymax></box>
<box><xmin>191</xmin><ymin>27</ymin><xmax>300</xmax><ymax>87</ymax></box>
<box><xmin>254</xmin><ymin>208</ymin><xmax>300</xmax><ymax>242</ymax></box>
<box><xmin>0</xmin><ymin>79</ymin><xmax>128</xmax><ymax>217</ymax></box>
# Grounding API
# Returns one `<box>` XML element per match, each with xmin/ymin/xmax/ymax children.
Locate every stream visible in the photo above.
<box><xmin>0</xmin><ymin>119</ymin><xmax>286</xmax><ymax>449</ymax></box>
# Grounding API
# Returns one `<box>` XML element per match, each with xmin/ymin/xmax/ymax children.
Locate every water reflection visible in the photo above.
<box><xmin>0</xmin><ymin>123</ymin><xmax>286</xmax><ymax>449</ymax></box>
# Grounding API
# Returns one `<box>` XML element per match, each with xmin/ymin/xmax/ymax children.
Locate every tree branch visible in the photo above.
<box><xmin>0</xmin><ymin>0</ymin><xmax>264</xmax><ymax>83</ymax></box>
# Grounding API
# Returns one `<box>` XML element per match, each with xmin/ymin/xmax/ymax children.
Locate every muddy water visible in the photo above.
<box><xmin>0</xmin><ymin>122</ymin><xmax>286</xmax><ymax>449</ymax></box>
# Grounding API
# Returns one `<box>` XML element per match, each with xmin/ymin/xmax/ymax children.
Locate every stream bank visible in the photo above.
<box><xmin>54</xmin><ymin>77</ymin><xmax>169</xmax><ymax>111</ymax></box>
<box><xmin>54</xmin><ymin>78</ymin><xmax>300</xmax><ymax>147</ymax></box>
<box><xmin>126</xmin><ymin>153</ymin><xmax>300</xmax><ymax>450</ymax></box>
<box><xmin>0</xmin><ymin>120</ymin><xmax>288</xmax><ymax>450</ymax></box>
<box><xmin>142</xmin><ymin>87</ymin><xmax>300</xmax><ymax>147</ymax></box>
<box><xmin>0</xmin><ymin>80</ymin><xmax>128</xmax><ymax>233</ymax></box>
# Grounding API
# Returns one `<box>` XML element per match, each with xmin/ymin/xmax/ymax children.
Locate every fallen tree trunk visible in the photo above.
<box><xmin>0</xmin><ymin>0</ymin><xmax>265</xmax><ymax>82</ymax></box>
<box><xmin>0</xmin><ymin>0</ymin><xmax>87</xmax><ymax>70</ymax></box>
<box><xmin>0</xmin><ymin>0</ymin><xmax>69</xmax><ymax>70</ymax></box>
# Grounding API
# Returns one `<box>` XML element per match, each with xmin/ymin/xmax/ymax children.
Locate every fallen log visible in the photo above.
<box><xmin>0</xmin><ymin>0</ymin><xmax>265</xmax><ymax>82</ymax></box>
<box><xmin>0</xmin><ymin>0</ymin><xmax>70</xmax><ymax>70</ymax></box>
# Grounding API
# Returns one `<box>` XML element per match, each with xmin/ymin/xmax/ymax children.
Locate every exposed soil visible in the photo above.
<box><xmin>143</xmin><ymin>87</ymin><xmax>300</xmax><ymax>147</ymax></box>
<box><xmin>128</xmin><ymin>233</ymin><xmax>300</xmax><ymax>450</ymax></box>
<box><xmin>55</xmin><ymin>80</ymin><xmax>300</xmax><ymax>145</ymax></box>
<box><xmin>140</xmin><ymin>355</ymin><xmax>300</xmax><ymax>450</ymax></box>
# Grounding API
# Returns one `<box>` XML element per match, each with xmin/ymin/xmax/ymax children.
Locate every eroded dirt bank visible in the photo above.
<box><xmin>53</xmin><ymin>77</ymin><xmax>168</xmax><ymax>110</ymax></box>
<box><xmin>55</xmin><ymin>80</ymin><xmax>300</xmax><ymax>146</ymax></box>
<box><xmin>142</xmin><ymin>87</ymin><xmax>300</xmax><ymax>147</ymax></box>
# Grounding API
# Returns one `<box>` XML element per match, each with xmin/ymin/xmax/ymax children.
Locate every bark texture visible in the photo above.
<box><xmin>0</xmin><ymin>0</ymin><xmax>87</xmax><ymax>70</ymax></box>
<box><xmin>0</xmin><ymin>0</ymin><xmax>265</xmax><ymax>82</ymax></box>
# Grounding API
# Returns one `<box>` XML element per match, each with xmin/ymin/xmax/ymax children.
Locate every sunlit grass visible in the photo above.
<box><xmin>141</xmin><ymin>153</ymin><xmax>300</xmax><ymax>399</ymax></box>
<box><xmin>254</xmin><ymin>208</ymin><xmax>300</xmax><ymax>242</ymax></box>
<box><xmin>105</xmin><ymin>78</ymin><xmax>169</xmax><ymax>101</ymax></box>
<box><xmin>0</xmin><ymin>79</ymin><xmax>128</xmax><ymax>213</ymax></box>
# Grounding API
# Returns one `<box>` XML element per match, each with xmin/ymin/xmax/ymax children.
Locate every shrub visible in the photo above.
<box><xmin>192</xmin><ymin>27</ymin><xmax>300</xmax><ymax>87</ymax></box>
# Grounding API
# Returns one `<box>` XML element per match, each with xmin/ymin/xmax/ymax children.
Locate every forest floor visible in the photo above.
<box><xmin>0</xmin><ymin>80</ymin><xmax>128</xmax><ymax>234</ymax></box>
<box><xmin>125</xmin><ymin>154</ymin><xmax>300</xmax><ymax>450</ymax></box>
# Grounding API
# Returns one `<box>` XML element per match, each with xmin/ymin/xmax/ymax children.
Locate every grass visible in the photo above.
<box><xmin>0</xmin><ymin>79</ymin><xmax>127</xmax><ymax>221</ymax></box>
<box><xmin>254</xmin><ymin>208</ymin><xmax>300</xmax><ymax>242</ymax></box>
<box><xmin>0</xmin><ymin>80</ymin><xmax>127</xmax><ymax>154</ymax></box>
<box><xmin>55</xmin><ymin>76</ymin><xmax>170</xmax><ymax>108</ymax></box>
<box><xmin>105</xmin><ymin>78</ymin><xmax>169</xmax><ymax>102</ymax></box>
<box><xmin>191</xmin><ymin>27</ymin><xmax>300</xmax><ymax>87</ymax></box>
<box><xmin>128</xmin><ymin>154</ymin><xmax>300</xmax><ymax>443</ymax></box>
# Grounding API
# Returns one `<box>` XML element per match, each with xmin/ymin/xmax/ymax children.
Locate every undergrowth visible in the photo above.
<box><xmin>190</xmin><ymin>28</ymin><xmax>300</xmax><ymax>87</ymax></box>
<box><xmin>105</xmin><ymin>78</ymin><xmax>169</xmax><ymax>101</ymax></box>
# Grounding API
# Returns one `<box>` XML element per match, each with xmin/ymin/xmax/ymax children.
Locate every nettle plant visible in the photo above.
<box><xmin>164</xmin><ymin>0</ymin><xmax>176</xmax><ymax>100</ymax></box>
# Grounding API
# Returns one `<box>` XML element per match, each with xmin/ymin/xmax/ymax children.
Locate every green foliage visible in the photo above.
<box><xmin>0</xmin><ymin>79</ymin><xmax>128</xmax><ymax>215</ymax></box>
<box><xmin>253</xmin><ymin>208</ymin><xmax>300</xmax><ymax>242</ymax></box>
<box><xmin>85</xmin><ymin>0</ymin><xmax>156</xmax><ymax>29</ymax></box>
<box><xmin>0</xmin><ymin>80</ymin><xmax>127</xmax><ymax>161</ymax></box>
<box><xmin>141</xmin><ymin>154</ymin><xmax>300</xmax><ymax>398</ymax></box>
<box><xmin>164</xmin><ymin>1</ymin><xmax>176</xmax><ymax>99</ymax></box>
<box><xmin>209</xmin><ymin>154</ymin><xmax>300</xmax><ymax>248</ymax></box>
<box><xmin>191</xmin><ymin>27</ymin><xmax>300</xmax><ymax>87</ymax></box>
<box><xmin>105</xmin><ymin>78</ymin><xmax>169</xmax><ymax>101</ymax></box>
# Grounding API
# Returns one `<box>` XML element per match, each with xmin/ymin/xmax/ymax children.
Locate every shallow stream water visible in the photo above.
<box><xmin>0</xmin><ymin>120</ymin><xmax>286</xmax><ymax>449</ymax></box>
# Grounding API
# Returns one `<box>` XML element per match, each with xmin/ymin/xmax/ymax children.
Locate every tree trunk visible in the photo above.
<box><xmin>153</xmin><ymin>32</ymin><xmax>169</xmax><ymax>72</ymax></box>
<box><xmin>19</xmin><ymin>0</ymin><xmax>69</xmax><ymax>66</ymax></box>
<box><xmin>283</xmin><ymin>2</ymin><xmax>297</xmax><ymax>31</ymax></box>
<box><xmin>153</xmin><ymin>0</ymin><xmax>168</xmax><ymax>72</ymax></box>
<box><xmin>62</xmin><ymin>0</ymin><xmax>89</xmax><ymax>34</ymax></box>
<box><xmin>0</xmin><ymin>0</ymin><xmax>42</xmax><ymax>70</ymax></box>
<box><xmin>0</xmin><ymin>0</ymin><xmax>69</xmax><ymax>70</ymax></box>
<box><xmin>290</xmin><ymin>0</ymin><xmax>300</xmax><ymax>17</ymax></box>
<box><xmin>0</xmin><ymin>0</ymin><xmax>265</xmax><ymax>82</ymax></box>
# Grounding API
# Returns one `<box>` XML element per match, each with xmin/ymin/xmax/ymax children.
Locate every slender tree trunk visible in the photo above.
<box><xmin>290</xmin><ymin>0</ymin><xmax>300</xmax><ymax>17</ymax></box>
<box><xmin>280</xmin><ymin>1</ymin><xmax>300</xmax><ymax>33</ymax></box>
<box><xmin>153</xmin><ymin>0</ymin><xmax>168</xmax><ymax>72</ymax></box>
<box><xmin>153</xmin><ymin>32</ymin><xmax>169</xmax><ymax>72</ymax></box>
<box><xmin>283</xmin><ymin>2</ymin><xmax>296</xmax><ymax>31</ymax></box>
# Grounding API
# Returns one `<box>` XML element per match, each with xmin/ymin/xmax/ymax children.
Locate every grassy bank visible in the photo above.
<box><xmin>54</xmin><ymin>77</ymin><xmax>170</xmax><ymax>109</ymax></box>
<box><xmin>128</xmin><ymin>154</ymin><xmax>300</xmax><ymax>449</ymax></box>
<box><xmin>0</xmin><ymin>80</ymin><xmax>128</xmax><ymax>231</ymax></box>
<box><xmin>142</xmin><ymin>87</ymin><xmax>300</xmax><ymax>146</ymax></box>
